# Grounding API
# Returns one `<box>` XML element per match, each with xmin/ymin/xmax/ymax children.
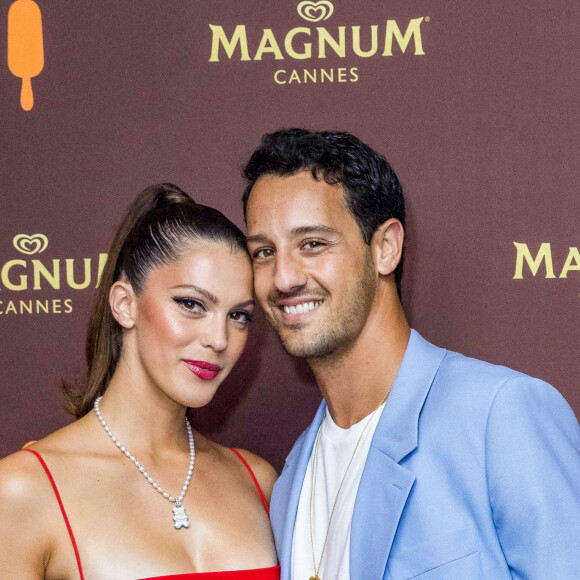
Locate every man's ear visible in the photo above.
<box><xmin>372</xmin><ymin>218</ymin><xmax>404</xmax><ymax>276</ymax></box>
<box><xmin>109</xmin><ymin>281</ymin><xmax>138</xmax><ymax>329</ymax></box>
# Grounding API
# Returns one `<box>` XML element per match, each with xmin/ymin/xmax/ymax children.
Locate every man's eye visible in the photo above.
<box><xmin>302</xmin><ymin>240</ymin><xmax>325</xmax><ymax>250</ymax></box>
<box><xmin>254</xmin><ymin>248</ymin><xmax>274</xmax><ymax>259</ymax></box>
<box><xmin>229</xmin><ymin>311</ymin><xmax>253</xmax><ymax>324</ymax></box>
<box><xmin>173</xmin><ymin>297</ymin><xmax>204</xmax><ymax>313</ymax></box>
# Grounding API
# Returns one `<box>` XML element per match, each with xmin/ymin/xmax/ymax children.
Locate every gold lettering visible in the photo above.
<box><xmin>321</xmin><ymin>68</ymin><xmax>334</xmax><ymax>82</ymax></box>
<box><xmin>66</xmin><ymin>258</ymin><xmax>91</xmax><ymax>290</ymax></box>
<box><xmin>274</xmin><ymin>69</ymin><xmax>287</xmax><ymax>84</ymax></box>
<box><xmin>513</xmin><ymin>242</ymin><xmax>555</xmax><ymax>279</ymax></box>
<box><xmin>33</xmin><ymin>259</ymin><xmax>60</xmax><ymax>290</ymax></box>
<box><xmin>53</xmin><ymin>299</ymin><xmax>62</xmax><ymax>314</ymax></box>
<box><xmin>20</xmin><ymin>300</ymin><xmax>32</xmax><ymax>314</ymax></box>
<box><xmin>352</xmin><ymin>25</ymin><xmax>378</xmax><ymax>57</ymax></box>
<box><xmin>209</xmin><ymin>25</ymin><xmax>250</xmax><ymax>62</ymax></box>
<box><xmin>288</xmin><ymin>69</ymin><xmax>301</xmax><ymax>83</ymax></box>
<box><xmin>64</xmin><ymin>298</ymin><xmax>73</xmax><ymax>313</ymax></box>
<box><xmin>304</xmin><ymin>68</ymin><xmax>317</xmax><ymax>83</ymax></box>
<box><xmin>317</xmin><ymin>27</ymin><xmax>346</xmax><ymax>58</ymax></box>
<box><xmin>285</xmin><ymin>27</ymin><xmax>311</xmax><ymax>59</ymax></box>
<box><xmin>559</xmin><ymin>247</ymin><xmax>580</xmax><ymax>278</ymax></box>
<box><xmin>1</xmin><ymin>259</ymin><xmax>27</xmax><ymax>291</ymax></box>
<box><xmin>5</xmin><ymin>301</ymin><xmax>17</xmax><ymax>314</ymax></box>
<box><xmin>254</xmin><ymin>29</ymin><xmax>284</xmax><ymax>60</ymax></box>
<box><xmin>350</xmin><ymin>67</ymin><xmax>359</xmax><ymax>82</ymax></box>
<box><xmin>383</xmin><ymin>17</ymin><xmax>425</xmax><ymax>56</ymax></box>
<box><xmin>96</xmin><ymin>253</ymin><xmax>108</xmax><ymax>288</ymax></box>
<box><xmin>338</xmin><ymin>67</ymin><xmax>347</xmax><ymax>82</ymax></box>
<box><xmin>36</xmin><ymin>300</ymin><xmax>49</xmax><ymax>314</ymax></box>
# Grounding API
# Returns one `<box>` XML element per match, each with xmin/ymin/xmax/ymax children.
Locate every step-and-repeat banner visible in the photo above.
<box><xmin>1</xmin><ymin>0</ymin><xmax>578</xmax><ymax>468</ymax></box>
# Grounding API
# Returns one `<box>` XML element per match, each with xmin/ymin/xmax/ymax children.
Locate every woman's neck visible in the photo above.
<box><xmin>94</xmin><ymin>359</ymin><xmax>190</xmax><ymax>457</ymax></box>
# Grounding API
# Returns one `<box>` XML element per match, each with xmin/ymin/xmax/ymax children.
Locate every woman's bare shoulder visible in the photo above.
<box><xmin>228</xmin><ymin>447</ymin><xmax>279</xmax><ymax>503</ymax></box>
<box><xmin>0</xmin><ymin>448</ymin><xmax>47</xmax><ymax>501</ymax></box>
<box><xmin>0</xmin><ymin>449</ymin><xmax>57</xmax><ymax>558</ymax></box>
<box><xmin>188</xmin><ymin>433</ymin><xmax>279</xmax><ymax>502</ymax></box>
<box><xmin>0</xmin><ymin>416</ymin><xmax>93</xmax><ymax>502</ymax></box>
<box><xmin>0</xmin><ymin>434</ymin><xmax>93</xmax><ymax>577</ymax></box>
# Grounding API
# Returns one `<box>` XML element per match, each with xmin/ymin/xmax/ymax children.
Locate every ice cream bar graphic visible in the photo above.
<box><xmin>8</xmin><ymin>0</ymin><xmax>44</xmax><ymax>111</ymax></box>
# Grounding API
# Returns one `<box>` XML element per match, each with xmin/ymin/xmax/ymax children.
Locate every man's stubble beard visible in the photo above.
<box><xmin>267</xmin><ymin>249</ymin><xmax>377</xmax><ymax>360</ymax></box>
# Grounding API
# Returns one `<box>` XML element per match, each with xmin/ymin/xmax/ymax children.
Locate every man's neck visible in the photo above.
<box><xmin>309</xmin><ymin>299</ymin><xmax>410</xmax><ymax>429</ymax></box>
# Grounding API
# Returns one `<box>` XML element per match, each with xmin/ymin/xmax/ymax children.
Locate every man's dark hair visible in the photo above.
<box><xmin>242</xmin><ymin>128</ymin><xmax>406</xmax><ymax>296</ymax></box>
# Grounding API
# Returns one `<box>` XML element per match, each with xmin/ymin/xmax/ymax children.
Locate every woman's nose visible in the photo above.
<box><xmin>200</xmin><ymin>317</ymin><xmax>228</xmax><ymax>352</ymax></box>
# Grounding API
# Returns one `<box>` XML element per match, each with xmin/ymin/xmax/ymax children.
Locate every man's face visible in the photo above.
<box><xmin>246</xmin><ymin>171</ymin><xmax>377</xmax><ymax>359</ymax></box>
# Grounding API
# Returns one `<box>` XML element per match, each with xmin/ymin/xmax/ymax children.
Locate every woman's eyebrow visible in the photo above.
<box><xmin>170</xmin><ymin>284</ymin><xmax>219</xmax><ymax>305</ymax></box>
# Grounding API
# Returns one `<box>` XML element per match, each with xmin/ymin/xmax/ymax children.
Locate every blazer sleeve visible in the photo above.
<box><xmin>485</xmin><ymin>376</ymin><xmax>580</xmax><ymax>579</ymax></box>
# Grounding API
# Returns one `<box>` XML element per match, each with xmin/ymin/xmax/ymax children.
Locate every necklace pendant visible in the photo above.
<box><xmin>172</xmin><ymin>504</ymin><xmax>190</xmax><ymax>529</ymax></box>
<box><xmin>309</xmin><ymin>576</ymin><xmax>320</xmax><ymax>580</ymax></box>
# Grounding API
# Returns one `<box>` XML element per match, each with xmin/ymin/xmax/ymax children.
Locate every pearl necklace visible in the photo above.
<box><xmin>94</xmin><ymin>396</ymin><xmax>195</xmax><ymax>530</ymax></box>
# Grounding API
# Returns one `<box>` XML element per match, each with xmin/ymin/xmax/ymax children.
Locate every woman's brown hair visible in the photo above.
<box><xmin>64</xmin><ymin>183</ymin><xmax>248</xmax><ymax>418</ymax></box>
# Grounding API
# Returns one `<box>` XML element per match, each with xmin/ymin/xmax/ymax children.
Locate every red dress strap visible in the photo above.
<box><xmin>229</xmin><ymin>448</ymin><xmax>270</xmax><ymax>514</ymax></box>
<box><xmin>21</xmin><ymin>449</ymin><xmax>85</xmax><ymax>580</ymax></box>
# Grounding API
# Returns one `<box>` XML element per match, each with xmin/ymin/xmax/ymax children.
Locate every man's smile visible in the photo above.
<box><xmin>282</xmin><ymin>300</ymin><xmax>322</xmax><ymax>315</ymax></box>
<box><xmin>271</xmin><ymin>297</ymin><xmax>325</xmax><ymax>323</ymax></box>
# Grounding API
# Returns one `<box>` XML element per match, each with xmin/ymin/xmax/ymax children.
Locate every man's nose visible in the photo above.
<box><xmin>274</xmin><ymin>251</ymin><xmax>307</xmax><ymax>294</ymax></box>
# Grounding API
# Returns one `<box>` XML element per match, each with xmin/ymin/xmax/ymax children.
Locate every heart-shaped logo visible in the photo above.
<box><xmin>297</xmin><ymin>0</ymin><xmax>334</xmax><ymax>23</ymax></box>
<box><xmin>13</xmin><ymin>233</ymin><xmax>48</xmax><ymax>255</ymax></box>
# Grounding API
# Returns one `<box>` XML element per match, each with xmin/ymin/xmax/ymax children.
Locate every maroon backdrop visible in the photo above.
<box><xmin>1</xmin><ymin>0</ymin><xmax>578</xmax><ymax>470</ymax></box>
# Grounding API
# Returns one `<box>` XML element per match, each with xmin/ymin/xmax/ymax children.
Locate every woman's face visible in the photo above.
<box><xmin>130</xmin><ymin>242</ymin><xmax>254</xmax><ymax>408</ymax></box>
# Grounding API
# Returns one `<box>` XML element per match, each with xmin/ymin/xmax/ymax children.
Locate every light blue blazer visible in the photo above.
<box><xmin>270</xmin><ymin>330</ymin><xmax>580</xmax><ymax>579</ymax></box>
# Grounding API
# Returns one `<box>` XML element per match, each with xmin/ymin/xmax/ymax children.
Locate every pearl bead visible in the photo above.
<box><xmin>93</xmin><ymin>396</ymin><xmax>195</xmax><ymax>525</ymax></box>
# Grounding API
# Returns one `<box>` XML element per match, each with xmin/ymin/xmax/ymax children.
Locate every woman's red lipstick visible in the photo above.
<box><xmin>183</xmin><ymin>360</ymin><xmax>221</xmax><ymax>381</ymax></box>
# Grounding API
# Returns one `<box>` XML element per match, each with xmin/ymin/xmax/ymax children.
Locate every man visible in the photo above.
<box><xmin>242</xmin><ymin>128</ymin><xmax>580</xmax><ymax>579</ymax></box>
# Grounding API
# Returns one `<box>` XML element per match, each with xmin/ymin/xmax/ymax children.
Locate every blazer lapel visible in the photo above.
<box><xmin>271</xmin><ymin>401</ymin><xmax>326</xmax><ymax>580</ymax></box>
<box><xmin>351</xmin><ymin>452</ymin><xmax>415</xmax><ymax>580</ymax></box>
<box><xmin>350</xmin><ymin>330</ymin><xmax>447</xmax><ymax>580</ymax></box>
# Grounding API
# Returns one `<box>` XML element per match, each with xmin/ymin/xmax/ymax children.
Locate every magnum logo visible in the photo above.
<box><xmin>209</xmin><ymin>1</ymin><xmax>427</xmax><ymax>85</ymax></box>
<box><xmin>513</xmin><ymin>242</ymin><xmax>580</xmax><ymax>279</ymax></box>
<box><xmin>13</xmin><ymin>233</ymin><xmax>48</xmax><ymax>255</ymax></box>
<box><xmin>297</xmin><ymin>1</ymin><xmax>334</xmax><ymax>23</ymax></box>
<box><xmin>7</xmin><ymin>0</ymin><xmax>44</xmax><ymax>111</ymax></box>
<box><xmin>1</xmin><ymin>234</ymin><xmax>108</xmax><ymax>316</ymax></box>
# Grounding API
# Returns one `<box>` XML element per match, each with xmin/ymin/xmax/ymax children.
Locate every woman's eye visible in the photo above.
<box><xmin>229</xmin><ymin>311</ymin><xmax>253</xmax><ymax>324</ymax></box>
<box><xmin>173</xmin><ymin>297</ymin><xmax>204</xmax><ymax>313</ymax></box>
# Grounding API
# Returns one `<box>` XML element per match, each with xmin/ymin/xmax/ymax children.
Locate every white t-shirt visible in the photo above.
<box><xmin>291</xmin><ymin>402</ymin><xmax>385</xmax><ymax>580</ymax></box>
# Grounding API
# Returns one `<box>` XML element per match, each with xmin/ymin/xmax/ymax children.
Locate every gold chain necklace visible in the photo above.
<box><xmin>308</xmin><ymin>393</ymin><xmax>389</xmax><ymax>580</ymax></box>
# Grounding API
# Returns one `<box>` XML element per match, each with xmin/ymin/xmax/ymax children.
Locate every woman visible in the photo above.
<box><xmin>0</xmin><ymin>184</ymin><xmax>280</xmax><ymax>579</ymax></box>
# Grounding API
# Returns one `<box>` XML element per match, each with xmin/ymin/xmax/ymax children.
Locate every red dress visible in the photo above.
<box><xmin>22</xmin><ymin>447</ymin><xmax>280</xmax><ymax>580</ymax></box>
